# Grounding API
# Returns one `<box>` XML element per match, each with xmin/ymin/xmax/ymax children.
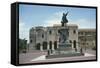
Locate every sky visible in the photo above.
<box><xmin>19</xmin><ymin>4</ymin><xmax>96</xmax><ymax>43</ymax></box>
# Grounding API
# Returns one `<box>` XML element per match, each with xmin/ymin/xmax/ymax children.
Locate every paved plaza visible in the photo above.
<box><xmin>19</xmin><ymin>49</ymin><xmax>96</xmax><ymax>64</ymax></box>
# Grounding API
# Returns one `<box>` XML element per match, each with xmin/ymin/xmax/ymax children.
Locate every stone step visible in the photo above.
<box><xmin>46</xmin><ymin>52</ymin><xmax>84</xmax><ymax>59</ymax></box>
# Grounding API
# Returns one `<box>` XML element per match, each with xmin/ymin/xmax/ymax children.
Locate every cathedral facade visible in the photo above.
<box><xmin>29</xmin><ymin>24</ymin><xmax>79</xmax><ymax>51</ymax></box>
<box><xmin>29</xmin><ymin>24</ymin><xmax>96</xmax><ymax>52</ymax></box>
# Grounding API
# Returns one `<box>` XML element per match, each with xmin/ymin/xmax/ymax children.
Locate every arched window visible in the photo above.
<box><xmin>73</xmin><ymin>40</ymin><xmax>76</xmax><ymax>48</ymax></box>
<box><xmin>49</xmin><ymin>30</ymin><xmax>52</xmax><ymax>34</ymax></box>
<box><xmin>42</xmin><ymin>34</ymin><xmax>44</xmax><ymax>38</ymax></box>
<box><xmin>54</xmin><ymin>41</ymin><xmax>57</xmax><ymax>50</ymax></box>
<box><xmin>36</xmin><ymin>43</ymin><xmax>40</xmax><ymax>50</ymax></box>
<box><xmin>69</xmin><ymin>40</ymin><xmax>72</xmax><ymax>43</ymax></box>
<box><xmin>73</xmin><ymin>30</ymin><xmax>76</xmax><ymax>34</ymax></box>
<box><xmin>30</xmin><ymin>40</ymin><xmax>32</xmax><ymax>43</ymax></box>
<box><xmin>43</xmin><ymin>41</ymin><xmax>47</xmax><ymax>50</ymax></box>
<box><xmin>49</xmin><ymin>41</ymin><xmax>52</xmax><ymax>49</ymax></box>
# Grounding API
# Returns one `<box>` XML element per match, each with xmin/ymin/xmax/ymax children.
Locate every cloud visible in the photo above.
<box><xmin>43</xmin><ymin>11</ymin><xmax>95</xmax><ymax>28</ymax></box>
<box><xmin>44</xmin><ymin>11</ymin><xmax>63</xmax><ymax>26</ymax></box>
<box><xmin>19</xmin><ymin>22</ymin><xmax>30</xmax><ymax>43</ymax></box>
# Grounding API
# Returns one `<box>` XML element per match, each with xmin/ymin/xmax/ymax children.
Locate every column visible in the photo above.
<box><xmin>52</xmin><ymin>42</ymin><xmax>54</xmax><ymax>50</ymax></box>
<box><xmin>72</xmin><ymin>40</ymin><xmax>74</xmax><ymax>49</ymax></box>
<box><xmin>57</xmin><ymin>42</ymin><xmax>59</xmax><ymax>49</ymax></box>
<box><xmin>47</xmin><ymin>44</ymin><xmax>49</xmax><ymax>50</ymax></box>
<box><xmin>40</xmin><ymin>45</ymin><xmax>43</xmax><ymax>51</ymax></box>
<box><xmin>72</xmin><ymin>44</ymin><xmax>74</xmax><ymax>49</ymax></box>
<box><xmin>76</xmin><ymin>41</ymin><xmax>79</xmax><ymax>51</ymax></box>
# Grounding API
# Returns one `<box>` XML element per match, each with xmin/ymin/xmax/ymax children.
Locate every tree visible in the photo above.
<box><xmin>19</xmin><ymin>38</ymin><xmax>27</xmax><ymax>53</ymax></box>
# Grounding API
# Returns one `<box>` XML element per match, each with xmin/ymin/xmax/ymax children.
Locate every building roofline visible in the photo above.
<box><xmin>53</xmin><ymin>24</ymin><xmax>78</xmax><ymax>26</ymax></box>
<box><xmin>78</xmin><ymin>28</ymin><xmax>96</xmax><ymax>32</ymax></box>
